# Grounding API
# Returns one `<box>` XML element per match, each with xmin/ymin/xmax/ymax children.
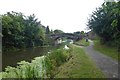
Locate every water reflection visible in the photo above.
<box><xmin>2</xmin><ymin>47</ymin><xmax>50</xmax><ymax>71</ymax></box>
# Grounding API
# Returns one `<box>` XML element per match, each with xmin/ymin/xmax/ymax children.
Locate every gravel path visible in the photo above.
<box><xmin>83</xmin><ymin>40</ymin><xmax>118</xmax><ymax>78</ymax></box>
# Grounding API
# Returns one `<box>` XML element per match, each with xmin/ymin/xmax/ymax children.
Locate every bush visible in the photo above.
<box><xmin>47</xmin><ymin>49</ymin><xmax>66</xmax><ymax>66</ymax></box>
<box><xmin>2</xmin><ymin>56</ymin><xmax>46</xmax><ymax>78</ymax></box>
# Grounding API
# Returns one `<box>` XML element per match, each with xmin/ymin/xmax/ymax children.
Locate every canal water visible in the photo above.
<box><xmin>2</xmin><ymin>46</ymin><xmax>53</xmax><ymax>71</ymax></box>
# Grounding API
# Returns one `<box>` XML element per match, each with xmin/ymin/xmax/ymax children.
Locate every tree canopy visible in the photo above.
<box><xmin>87</xmin><ymin>1</ymin><xmax>120</xmax><ymax>51</ymax></box>
<box><xmin>2</xmin><ymin>12</ymin><xmax>50</xmax><ymax>51</ymax></box>
<box><xmin>54</xmin><ymin>29</ymin><xmax>64</xmax><ymax>34</ymax></box>
<box><xmin>46</xmin><ymin>26</ymin><xmax>50</xmax><ymax>34</ymax></box>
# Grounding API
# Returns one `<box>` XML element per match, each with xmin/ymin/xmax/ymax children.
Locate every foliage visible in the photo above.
<box><xmin>73</xmin><ymin>31</ymin><xmax>81</xmax><ymax>36</ymax></box>
<box><xmin>81</xmin><ymin>31</ymin><xmax>85</xmax><ymax>35</ymax></box>
<box><xmin>73</xmin><ymin>31</ymin><xmax>85</xmax><ymax>36</ymax></box>
<box><xmin>47</xmin><ymin>49</ymin><xmax>66</xmax><ymax>67</ymax></box>
<box><xmin>55</xmin><ymin>44</ymin><xmax>105</xmax><ymax>78</ymax></box>
<box><xmin>73</xmin><ymin>31</ymin><xmax>84</xmax><ymax>41</ymax></box>
<box><xmin>54</xmin><ymin>29</ymin><xmax>64</xmax><ymax>34</ymax></box>
<box><xmin>2</xmin><ymin>11</ymin><xmax>49</xmax><ymax>51</ymax></box>
<box><xmin>1</xmin><ymin>47</ymin><xmax>71</xmax><ymax>78</ymax></box>
<box><xmin>87</xmin><ymin>2</ymin><xmax>120</xmax><ymax>51</ymax></box>
<box><xmin>2</xmin><ymin>56</ymin><xmax>47</xmax><ymax>78</ymax></box>
<box><xmin>45</xmin><ymin>26</ymin><xmax>50</xmax><ymax>34</ymax></box>
<box><xmin>74</xmin><ymin>38</ymin><xmax>89</xmax><ymax>46</ymax></box>
<box><xmin>44</xmin><ymin>26</ymin><xmax>54</xmax><ymax>45</ymax></box>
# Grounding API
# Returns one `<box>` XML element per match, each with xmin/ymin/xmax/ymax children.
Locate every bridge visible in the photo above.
<box><xmin>50</xmin><ymin>33</ymin><xmax>82</xmax><ymax>41</ymax></box>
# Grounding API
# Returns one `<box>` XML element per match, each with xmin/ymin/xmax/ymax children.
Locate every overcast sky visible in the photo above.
<box><xmin>0</xmin><ymin>0</ymin><xmax>104</xmax><ymax>33</ymax></box>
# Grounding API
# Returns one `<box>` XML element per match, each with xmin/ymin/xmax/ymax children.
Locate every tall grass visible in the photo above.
<box><xmin>1</xmin><ymin>46</ymin><xmax>71</xmax><ymax>78</ymax></box>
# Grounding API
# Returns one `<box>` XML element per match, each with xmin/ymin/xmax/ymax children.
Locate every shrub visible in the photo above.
<box><xmin>47</xmin><ymin>49</ymin><xmax>66</xmax><ymax>66</ymax></box>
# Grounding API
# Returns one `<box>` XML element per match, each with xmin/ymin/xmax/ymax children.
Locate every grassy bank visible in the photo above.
<box><xmin>55</xmin><ymin>44</ymin><xmax>105</xmax><ymax>78</ymax></box>
<box><xmin>94</xmin><ymin>40</ymin><xmax>118</xmax><ymax>61</ymax></box>
<box><xmin>74</xmin><ymin>38</ymin><xmax>89</xmax><ymax>46</ymax></box>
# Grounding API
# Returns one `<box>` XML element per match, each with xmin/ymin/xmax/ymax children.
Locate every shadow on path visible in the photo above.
<box><xmin>83</xmin><ymin>40</ymin><xmax>118</xmax><ymax>78</ymax></box>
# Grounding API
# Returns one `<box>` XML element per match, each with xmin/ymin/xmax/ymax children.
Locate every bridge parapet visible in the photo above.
<box><xmin>50</xmin><ymin>33</ymin><xmax>82</xmax><ymax>41</ymax></box>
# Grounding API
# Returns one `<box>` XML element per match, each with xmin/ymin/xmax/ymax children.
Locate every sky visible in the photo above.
<box><xmin>0</xmin><ymin>0</ymin><xmax>104</xmax><ymax>33</ymax></box>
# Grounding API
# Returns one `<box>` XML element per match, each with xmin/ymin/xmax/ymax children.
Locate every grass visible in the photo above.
<box><xmin>93</xmin><ymin>40</ymin><xmax>118</xmax><ymax>61</ymax></box>
<box><xmin>74</xmin><ymin>38</ymin><xmax>90</xmax><ymax>46</ymax></box>
<box><xmin>55</xmin><ymin>44</ymin><xmax>105</xmax><ymax>78</ymax></box>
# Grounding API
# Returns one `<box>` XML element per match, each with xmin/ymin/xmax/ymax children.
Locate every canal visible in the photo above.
<box><xmin>2</xmin><ymin>46</ymin><xmax>54</xmax><ymax>71</ymax></box>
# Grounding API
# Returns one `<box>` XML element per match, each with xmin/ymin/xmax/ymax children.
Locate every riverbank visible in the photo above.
<box><xmin>2</xmin><ymin>43</ymin><xmax>66</xmax><ymax>71</ymax></box>
<box><xmin>93</xmin><ymin>40</ymin><xmax>118</xmax><ymax>61</ymax></box>
<box><xmin>3</xmin><ymin>45</ymin><xmax>51</xmax><ymax>52</ymax></box>
<box><xmin>55</xmin><ymin>44</ymin><xmax>104</xmax><ymax>78</ymax></box>
<box><xmin>1</xmin><ymin>44</ymin><xmax>71</xmax><ymax>78</ymax></box>
<box><xmin>1</xmin><ymin>44</ymin><xmax>105</xmax><ymax>78</ymax></box>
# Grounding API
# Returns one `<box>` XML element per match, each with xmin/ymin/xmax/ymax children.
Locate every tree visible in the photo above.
<box><xmin>87</xmin><ymin>1</ymin><xmax>120</xmax><ymax>50</ymax></box>
<box><xmin>23</xmin><ymin>14</ymin><xmax>46</xmax><ymax>47</ymax></box>
<box><xmin>54</xmin><ymin>29</ymin><xmax>64</xmax><ymax>34</ymax></box>
<box><xmin>46</xmin><ymin>26</ymin><xmax>50</xmax><ymax>34</ymax></box>
<box><xmin>81</xmin><ymin>31</ymin><xmax>85</xmax><ymax>35</ymax></box>
<box><xmin>2</xmin><ymin>12</ymin><xmax>49</xmax><ymax>51</ymax></box>
<box><xmin>73</xmin><ymin>31</ymin><xmax>81</xmax><ymax>37</ymax></box>
<box><xmin>2</xmin><ymin>12</ymin><xmax>25</xmax><ymax>49</ymax></box>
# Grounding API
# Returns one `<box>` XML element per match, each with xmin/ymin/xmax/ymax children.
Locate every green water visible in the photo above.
<box><xmin>2</xmin><ymin>46</ymin><xmax>52</xmax><ymax>71</ymax></box>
